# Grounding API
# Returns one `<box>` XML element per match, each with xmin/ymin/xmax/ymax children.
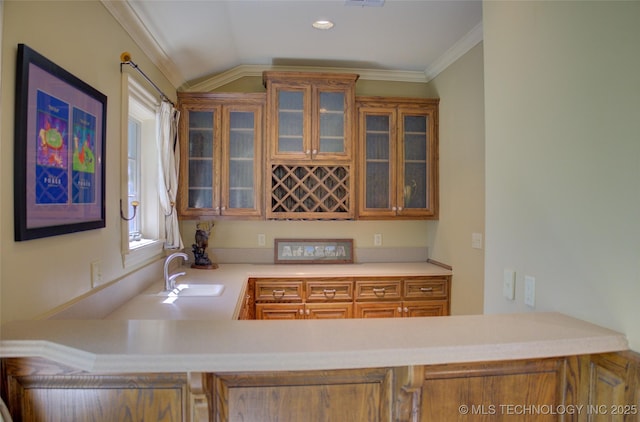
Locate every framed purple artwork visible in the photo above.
<box><xmin>14</xmin><ymin>44</ymin><xmax>107</xmax><ymax>241</ymax></box>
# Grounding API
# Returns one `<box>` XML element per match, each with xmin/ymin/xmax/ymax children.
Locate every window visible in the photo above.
<box><xmin>121</xmin><ymin>75</ymin><xmax>164</xmax><ymax>267</ymax></box>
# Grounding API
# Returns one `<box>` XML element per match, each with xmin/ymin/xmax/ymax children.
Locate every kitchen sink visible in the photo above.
<box><xmin>158</xmin><ymin>283</ymin><xmax>225</xmax><ymax>297</ymax></box>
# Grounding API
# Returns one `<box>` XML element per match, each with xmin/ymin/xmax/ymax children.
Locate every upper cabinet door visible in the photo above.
<box><xmin>265</xmin><ymin>72</ymin><xmax>358</xmax><ymax>162</ymax></box>
<box><xmin>221</xmin><ymin>104</ymin><xmax>263</xmax><ymax>217</ymax></box>
<box><xmin>179</xmin><ymin>105</ymin><xmax>222</xmax><ymax>218</ymax></box>
<box><xmin>397</xmin><ymin>108</ymin><xmax>438</xmax><ymax>218</ymax></box>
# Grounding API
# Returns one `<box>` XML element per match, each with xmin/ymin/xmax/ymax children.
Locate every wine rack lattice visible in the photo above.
<box><xmin>271</xmin><ymin>164</ymin><xmax>351</xmax><ymax>217</ymax></box>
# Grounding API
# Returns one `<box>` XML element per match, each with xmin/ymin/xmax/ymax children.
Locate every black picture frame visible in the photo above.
<box><xmin>14</xmin><ymin>44</ymin><xmax>107</xmax><ymax>241</ymax></box>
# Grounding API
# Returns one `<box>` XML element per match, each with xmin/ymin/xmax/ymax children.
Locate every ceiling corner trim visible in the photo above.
<box><xmin>424</xmin><ymin>22</ymin><xmax>483</xmax><ymax>82</ymax></box>
<box><xmin>184</xmin><ymin>65</ymin><xmax>428</xmax><ymax>92</ymax></box>
<box><xmin>101</xmin><ymin>0</ymin><xmax>184</xmax><ymax>89</ymax></box>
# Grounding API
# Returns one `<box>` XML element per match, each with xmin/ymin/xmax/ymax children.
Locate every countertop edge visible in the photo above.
<box><xmin>0</xmin><ymin>312</ymin><xmax>629</xmax><ymax>374</ymax></box>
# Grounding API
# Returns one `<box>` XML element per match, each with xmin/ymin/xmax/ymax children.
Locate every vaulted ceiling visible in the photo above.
<box><xmin>104</xmin><ymin>0</ymin><xmax>483</xmax><ymax>90</ymax></box>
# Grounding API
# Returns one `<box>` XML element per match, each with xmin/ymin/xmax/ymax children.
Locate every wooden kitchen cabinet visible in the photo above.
<box><xmin>264</xmin><ymin>72</ymin><xmax>358</xmax><ymax>220</ymax></box>
<box><xmin>5</xmin><ymin>352</ymin><xmax>639</xmax><ymax>422</ymax></box>
<box><xmin>357</xmin><ymin>97</ymin><xmax>439</xmax><ymax>219</ymax></box>
<box><xmin>177</xmin><ymin>93</ymin><xmax>264</xmax><ymax>219</ymax></box>
<box><xmin>354</xmin><ymin>276</ymin><xmax>450</xmax><ymax>318</ymax></box>
<box><xmin>254</xmin><ymin>278</ymin><xmax>353</xmax><ymax>320</ymax></box>
<box><xmin>252</xmin><ymin>275</ymin><xmax>450</xmax><ymax>320</ymax></box>
<box><xmin>263</xmin><ymin>71</ymin><xmax>358</xmax><ymax>162</ymax></box>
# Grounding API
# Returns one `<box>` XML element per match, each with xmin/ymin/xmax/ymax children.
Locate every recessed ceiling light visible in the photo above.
<box><xmin>312</xmin><ymin>20</ymin><xmax>334</xmax><ymax>30</ymax></box>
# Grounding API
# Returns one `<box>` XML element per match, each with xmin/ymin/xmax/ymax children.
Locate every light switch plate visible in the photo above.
<box><xmin>524</xmin><ymin>275</ymin><xmax>536</xmax><ymax>307</ymax></box>
<box><xmin>374</xmin><ymin>233</ymin><xmax>382</xmax><ymax>246</ymax></box>
<box><xmin>258</xmin><ymin>234</ymin><xmax>266</xmax><ymax>246</ymax></box>
<box><xmin>503</xmin><ymin>269</ymin><xmax>515</xmax><ymax>300</ymax></box>
<box><xmin>91</xmin><ymin>260</ymin><xmax>103</xmax><ymax>288</ymax></box>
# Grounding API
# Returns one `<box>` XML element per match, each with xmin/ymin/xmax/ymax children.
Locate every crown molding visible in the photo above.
<box><xmin>184</xmin><ymin>65</ymin><xmax>429</xmax><ymax>92</ymax></box>
<box><xmin>101</xmin><ymin>0</ymin><xmax>184</xmax><ymax>89</ymax></box>
<box><xmin>424</xmin><ymin>22</ymin><xmax>483</xmax><ymax>82</ymax></box>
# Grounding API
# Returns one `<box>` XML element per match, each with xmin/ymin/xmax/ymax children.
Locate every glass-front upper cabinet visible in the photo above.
<box><xmin>264</xmin><ymin>71</ymin><xmax>358</xmax><ymax>162</ymax></box>
<box><xmin>357</xmin><ymin>98</ymin><xmax>439</xmax><ymax>219</ymax></box>
<box><xmin>178</xmin><ymin>93</ymin><xmax>264</xmax><ymax>219</ymax></box>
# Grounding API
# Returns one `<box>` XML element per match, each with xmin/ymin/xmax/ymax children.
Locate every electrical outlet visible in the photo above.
<box><xmin>91</xmin><ymin>261</ymin><xmax>103</xmax><ymax>288</ymax></box>
<box><xmin>524</xmin><ymin>275</ymin><xmax>536</xmax><ymax>307</ymax></box>
<box><xmin>374</xmin><ymin>233</ymin><xmax>382</xmax><ymax>246</ymax></box>
<box><xmin>503</xmin><ymin>269</ymin><xmax>515</xmax><ymax>300</ymax></box>
<box><xmin>258</xmin><ymin>233</ymin><xmax>266</xmax><ymax>246</ymax></box>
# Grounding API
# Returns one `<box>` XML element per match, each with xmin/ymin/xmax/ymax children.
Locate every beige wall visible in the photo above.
<box><xmin>0</xmin><ymin>1</ymin><xmax>175</xmax><ymax>323</ymax></box>
<box><xmin>426</xmin><ymin>43</ymin><xmax>485</xmax><ymax>315</ymax></box>
<box><xmin>483</xmin><ymin>1</ymin><xmax>640</xmax><ymax>350</ymax></box>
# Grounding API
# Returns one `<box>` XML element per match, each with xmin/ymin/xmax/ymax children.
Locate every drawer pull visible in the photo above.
<box><xmin>272</xmin><ymin>289</ymin><xmax>286</xmax><ymax>299</ymax></box>
<box><xmin>323</xmin><ymin>289</ymin><xmax>337</xmax><ymax>299</ymax></box>
<box><xmin>372</xmin><ymin>287</ymin><xmax>386</xmax><ymax>297</ymax></box>
<box><xmin>420</xmin><ymin>287</ymin><xmax>434</xmax><ymax>293</ymax></box>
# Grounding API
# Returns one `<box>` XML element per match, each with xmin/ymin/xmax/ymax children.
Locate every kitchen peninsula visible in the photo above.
<box><xmin>0</xmin><ymin>262</ymin><xmax>635</xmax><ymax>421</ymax></box>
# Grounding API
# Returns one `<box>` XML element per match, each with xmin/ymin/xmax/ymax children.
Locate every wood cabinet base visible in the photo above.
<box><xmin>2</xmin><ymin>351</ymin><xmax>638</xmax><ymax>421</ymax></box>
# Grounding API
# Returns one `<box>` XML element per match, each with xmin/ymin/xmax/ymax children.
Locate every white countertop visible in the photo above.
<box><xmin>105</xmin><ymin>262</ymin><xmax>453</xmax><ymax>320</ymax></box>
<box><xmin>0</xmin><ymin>263</ymin><xmax>629</xmax><ymax>373</ymax></box>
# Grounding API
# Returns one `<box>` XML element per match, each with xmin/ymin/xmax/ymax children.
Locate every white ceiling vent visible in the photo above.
<box><xmin>345</xmin><ymin>0</ymin><xmax>385</xmax><ymax>7</ymax></box>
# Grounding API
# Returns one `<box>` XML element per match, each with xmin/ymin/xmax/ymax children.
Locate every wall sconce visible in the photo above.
<box><xmin>120</xmin><ymin>199</ymin><xmax>139</xmax><ymax>221</ymax></box>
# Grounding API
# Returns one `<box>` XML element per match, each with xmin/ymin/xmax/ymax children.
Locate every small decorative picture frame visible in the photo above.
<box><xmin>274</xmin><ymin>238</ymin><xmax>354</xmax><ymax>264</ymax></box>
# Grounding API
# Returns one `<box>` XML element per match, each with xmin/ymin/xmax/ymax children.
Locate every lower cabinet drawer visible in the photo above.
<box><xmin>404</xmin><ymin>278</ymin><xmax>449</xmax><ymax>300</ymax></box>
<box><xmin>255</xmin><ymin>280</ymin><xmax>303</xmax><ymax>302</ymax></box>
<box><xmin>355</xmin><ymin>279</ymin><xmax>402</xmax><ymax>301</ymax></box>
<box><xmin>306</xmin><ymin>280</ymin><xmax>353</xmax><ymax>302</ymax></box>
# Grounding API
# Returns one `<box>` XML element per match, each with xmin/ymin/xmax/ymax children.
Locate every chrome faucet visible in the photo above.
<box><xmin>164</xmin><ymin>252</ymin><xmax>188</xmax><ymax>291</ymax></box>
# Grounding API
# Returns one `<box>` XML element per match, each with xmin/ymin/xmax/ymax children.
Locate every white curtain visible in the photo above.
<box><xmin>157</xmin><ymin>101</ymin><xmax>183</xmax><ymax>249</ymax></box>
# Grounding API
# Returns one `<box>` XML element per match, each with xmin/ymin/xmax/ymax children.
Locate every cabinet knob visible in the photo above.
<box><xmin>312</xmin><ymin>149</ymin><xmax>318</xmax><ymax>155</ymax></box>
<box><xmin>221</xmin><ymin>206</ymin><xmax>226</xmax><ymax>211</ymax></box>
<box><xmin>403</xmin><ymin>307</ymin><xmax>409</xmax><ymax>313</ymax></box>
<box><xmin>299</xmin><ymin>309</ymin><xmax>304</xmax><ymax>315</ymax></box>
<box><xmin>392</xmin><ymin>206</ymin><xmax>397</xmax><ymax>211</ymax></box>
<box><xmin>305</xmin><ymin>309</ymin><xmax>310</xmax><ymax>315</ymax></box>
<box><xmin>397</xmin><ymin>307</ymin><xmax>402</xmax><ymax>313</ymax></box>
<box><xmin>397</xmin><ymin>207</ymin><xmax>403</xmax><ymax>211</ymax></box>
<box><xmin>305</xmin><ymin>149</ymin><xmax>311</xmax><ymax>155</ymax></box>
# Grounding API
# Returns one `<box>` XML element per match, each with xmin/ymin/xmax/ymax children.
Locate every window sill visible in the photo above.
<box><xmin>122</xmin><ymin>239</ymin><xmax>164</xmax><ymax>269</ymax></box>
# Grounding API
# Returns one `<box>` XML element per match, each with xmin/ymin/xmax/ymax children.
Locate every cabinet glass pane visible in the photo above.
<box><xmin>403</xmin><ymin>113</ymin><xmax>428</xmax><ymax>209</ymax></box>
<box><xmin>365</xmin><ymin>115</ymin><xmax>390</xmax><ymax>160</ymax></box>
<box><xmin>364</xmin><ymin>115</ymin><xmax>391</xmax><ymax>209</ymax></box>
<box><xmin>319</xmin><ymin>92</ymin><xmax>345</xmax><ymax>153</ymax></box>
<box><xmin>188</xmin><ymin>189</ymin><xmax>212</xmax><ymax>209</ymax></box>
<box><xmin>229</xmin><ymin>160</ymin><xmax>254</xmax><ymax>208</ymax></box>
<box><xmin>229</xmin><ymin>112</ymin><xmax>255</xmax><ymax>158</ymax></box>
<box><xmin>366</xmin><ymin>162</ymin><xmax>390</xmax><ymax>208</ymax></box>
<box><xmin>189</xmin><ymin>159</ymin><xmax>213</xmax><ymax>188</ymax></box>
<box><xmin>188</xmin><ymin>111</ymin><xmax>214</xmax><ymax>158</ymax></box>
<box><xmin>278</xmin><ymin>91</ymin><xmax>303</xmax><ymax>152</ymax></box>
